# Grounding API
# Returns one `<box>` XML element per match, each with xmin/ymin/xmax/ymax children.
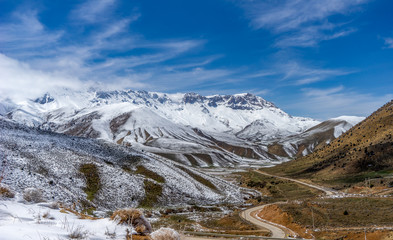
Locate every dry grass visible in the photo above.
<box><xmin>110</xmin><ymin>208</ymin><xmax>143</xmax><ymax>225</ymax></box>
<box><xmin>0</xmin><ymin>186</ymin><xmax>14</xmax><ymax>198</ymax></box>
<box><xmin>60</xmin><ymin>206</ymin><xmax>100</xmax><ymax>220</ymax></box>
<box><xmin>264</xmin><ymin>100</ymin><xmax>393</xmax><ymax>189</ymax></box>
<box><xmin>258</xmin><ymin>204</ymin><xmax>313</xmax><ymax>239</ymax></box>
<box><xmin>23</xmin><ymin>187</ymin><xmax>44</xmax><ymax>202</ymax></box>
<box><xmin>201</xmin><ymin>210</ymin><xmax>261</xmax><ymax>232</ymax></box>
<box><xmin>281</xmin><ymin>197</ymin><xmax>393</xmax><ymax>228</ymax></box>
<box><xmin>239</xmin><ymin>170</ymin><xmax>320</xmax><ymax>202</ymax></box>
<box><xmin>111</xmin><ymin>208</ymin><xmax>153</xmax><ymax>236</ymax></box>
<box><xmin>313</xmin><ymin>229</ymin><xmax>393</xmax><ymax>240</ymax></box>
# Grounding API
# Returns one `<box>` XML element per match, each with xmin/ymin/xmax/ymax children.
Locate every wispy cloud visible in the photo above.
<box><xmin>384</xmin><ymin>37</ymin><xmax>393</xmax><ymax>48</ymax></box>
<box><xmin>71</xmin><ymin>0</ymin><xmax>117</xmax><ymax>24</ymax></box>
<box><xmin>284</xmin><ymin>86</ymin><xmax>393</xmax><ymax>119</ymax></box>
<box><xmin>240</xmin><ymin>0</ymin><xmax>368</xmax><ymax>47</ymax></box>
<box><xmin>0</xmin><ymin>10</ymin><xmax>63</xmax><ymax>54</ymax></box>
<box><xmin>0</xmin><ymin>6</ymin><xmax>211</xmax><ymax>99</ymax></box>
<box><xmin>278</xmin><ymin>61</ymin><xmax>353</xmax><ymax>85</ymax></box>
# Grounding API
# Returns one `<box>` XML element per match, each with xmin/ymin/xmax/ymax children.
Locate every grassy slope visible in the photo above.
<box><xmin>264</xmin><ymin>100</ymin><xmax>393</xmax><ymax>188</ymax></box>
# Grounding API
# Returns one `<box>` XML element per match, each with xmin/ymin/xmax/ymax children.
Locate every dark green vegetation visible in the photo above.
<box><xmin>176</xmin><ymin>165</ymin><xmax>217</xmax><ymax>191</ymax></box>
<box><xmin>264</xmin><ymin>100</ymin><xmax>393</xmax><ymax>189</ymax></box>
<box><xmin>79</xmin><ymin>163</ymin><xmax>100</xmax><ymax>201</ymax></box>
<box><xmin>239</xmin><ymin>170</ymin><xmax>320</xmax><ymax>202</ymax></box>
<box><xmin>139</xmin><ymin>179</ymin><xmax>163</xmax><ymax>208</ymax></box>
<box><xmin>135</xmin><ymin>165</ymin><xmax>165</xmax><ymax>183</ymax></box>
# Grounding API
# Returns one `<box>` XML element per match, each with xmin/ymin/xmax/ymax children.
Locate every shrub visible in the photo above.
<box><xmin>111</xmin><ymin>208</ymin><xmax>143</xmax><ymax>225</ymax></box>
<box><xmin>23</xmin><ymin>188</ymin><xmax>44</xmax><ymax>203</ymax></box>
<box><xmin>150</xmin><ymin>228</ymin><xmax>180</xmax><ymax>240</ymax></box>
<box><xmin>111</xmin><ymin>208</ymin><xmax>152</xmax><ymax>235</ymax></box>
<box><xmin>0</xmin><ymin>185</ymin><xmax>14</xmax><ymax>198</ymax></box>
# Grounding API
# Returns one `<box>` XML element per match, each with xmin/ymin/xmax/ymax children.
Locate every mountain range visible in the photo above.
<box><xmin>1</xmin><ymin>89</ymin><xmax>363</xmax><ymax>167</ymax></box>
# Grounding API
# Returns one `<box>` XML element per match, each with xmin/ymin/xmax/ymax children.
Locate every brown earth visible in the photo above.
<box><xmin>265</xmin><ymin>100</ymin><xmax>393</xmax><ymax>188</ymax></box>
<box><xmin>257</xmin><ymin>204</ymin><xmax>313</xmax><ymax>239</ymax></box>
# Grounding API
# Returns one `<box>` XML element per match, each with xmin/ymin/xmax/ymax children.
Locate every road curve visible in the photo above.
<box><xmin>240</xmin><ymin>204</ymin><xmax>288</xmax><ymax>238</ymax></box>
<box><xmin>254</xmin><ymin>170</ymin><xmax>337</xmax><ymax>196</ymax></box>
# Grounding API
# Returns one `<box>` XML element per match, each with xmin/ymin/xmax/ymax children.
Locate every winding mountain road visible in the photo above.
<box><xmin>239</xmin><ymin>204</ymin><xmax>289</xmax><ymax>238</ymax></box>
<box><xmin>182</xmin><ymin>170</ymin><xmax>333</xmax><ymax>239</ymax></box>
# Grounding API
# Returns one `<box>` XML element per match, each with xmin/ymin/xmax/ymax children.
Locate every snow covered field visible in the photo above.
<box><xmin>0</xmin><ymin>196</ymin><xmax>129</xmax><ymax>240</ymax></box>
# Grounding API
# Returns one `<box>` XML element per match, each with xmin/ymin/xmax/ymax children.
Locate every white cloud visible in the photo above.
<box><xmin>284</xmin><ymin>86</ymin><xmax>393</xmax><ymax>119</ymax></box>
<box><xmin>279</xmin><ymin>61</ymin><xmax>353</xmax><ymax>85</ymax></box>
<box><xmin>71</xmin><ymin>0</ymin><xmax>116</xmax><ymax>24</ymax></box>
<box><xmin>0</xmin><ymin>7</ymin><xmax>210</xmax><ymax>94</ymax></box>
<box><xmin>240</xmin><ymin>0</ymin><xmax>368</xmax><ymax>47</ymax></box>
<box><xmin>0</xmin><ymin>10</ymin><xmax>63</xmax><ymax>54</ymax></box>
<box><xmin>384</xmin><ymin>37</ymin><xmax>393</xmax><ymax>48</ymax></box>
<box><xmin>0</xmin><ymin>54</ymin><xmax>84</xmax><ymax>102</ymax></box>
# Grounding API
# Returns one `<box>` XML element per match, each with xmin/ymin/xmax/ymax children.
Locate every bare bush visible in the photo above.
<box><xmin>111</xmin><ymin>208</ymin><xmax>152</xmax><ymax>235</ymax></box>
<box><xmin>111</xmin><ymin>208</ymin><xmax>142</xmax><ymax>224</ymax></box>
<box><xmin>68</xmin><ymin>225</ymin><xmax>89</xmax><ymax>239</ymax></box>
<box><xmin>23</xmin><ymin>188</ymin><xmax>44</xmax><ymax>203</ymax></box>
<box><xmin>150</xmin><ymin>228</ymin><xmax>180</xmax><ymax>240</ymax></box>
<box><xmin>0</xmin><ymin>185</ymin><xmax>14</xmax><ymax>198</ymax></box>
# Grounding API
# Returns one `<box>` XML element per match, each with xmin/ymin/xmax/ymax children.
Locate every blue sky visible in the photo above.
<box><xmin>0</xmin><ymin>0</ymin><xmax>392</xmax><ymax>119</ymax></box>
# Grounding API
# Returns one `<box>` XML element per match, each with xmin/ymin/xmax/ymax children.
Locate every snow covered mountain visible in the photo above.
<box><xmin>267</xmin><ymin>116</ymin><xmax>365</xmax><ymax>158</ymax></box>
<box><xmin>1</xmin><ymin>88</ymin><xmax>363</xmax><ymax>166</ymax></box>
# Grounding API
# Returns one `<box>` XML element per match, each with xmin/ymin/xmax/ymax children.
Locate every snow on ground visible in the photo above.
<box><xmin>0</xmin><ymin>118</ymin><xmax>247</xmax><ymax>209</ymax></box>
<box><xmin>0</xmin><ymin>196</ymin><xmax>129</xmax><ymax>240</ymax></box>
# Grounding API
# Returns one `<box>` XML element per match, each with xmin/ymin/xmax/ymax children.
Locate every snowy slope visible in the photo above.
<box><xmin>267</xmin><ymin>116</ymin><xmax>364</xmax><ymax>158</ymax></box>
<box><xmin>1</xmin><ymin>89</ymin><xmax>321</xmax><ymax>166</ymax></box>
<box><xmin>0</xmin><ymin>118</ymin><xmax>249</xmax><ymax>209</ymax></box>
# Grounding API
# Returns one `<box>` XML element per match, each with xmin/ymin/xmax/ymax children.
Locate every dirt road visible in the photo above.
<box><xmin>254</xmin><ymin>170</ymin><xmax>337</xmax><ymax>196</ymax></box>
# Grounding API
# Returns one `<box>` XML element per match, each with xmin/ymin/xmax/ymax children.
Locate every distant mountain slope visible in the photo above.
<box><xmin>264</xmin><ymin>100</ymin><xmax>393</xmax><ymax>188</ymax></box>
<box><xmin>267</xmin><ymin>116</ymin><xmax>364</xmax><ymax>158</ymax></box>
<box><xmin>2</xmin><ymin>89</ymin><xmax>320</xmax><ymax>166</ymax></box>
<box><xmin>0</xmin><ymin>118</ymin><xmax>249</xmax><ymax>210</ymax></box>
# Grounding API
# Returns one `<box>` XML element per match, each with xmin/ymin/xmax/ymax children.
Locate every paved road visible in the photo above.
<box><xmin>240</xmin><ymin>204</ymin><xmax>289</xmax><ymax>238</ymax></box>
<box><xmin>254</xmin><ymin>170</ymin><xmax>337</xmax><ymax>196</ymax></box>
<box><xmin>183</xmin><ymin>169</ymin><xmax>334</xmax><ymax>240</ymax></box>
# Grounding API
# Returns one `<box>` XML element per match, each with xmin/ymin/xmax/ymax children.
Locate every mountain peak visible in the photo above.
<box><xmin>182</xmin><ymin>92</ymin><xmax>206</xmax><ymax>104</ymax></box>
<box><xmin>33</xmin><ymin>93</ymin><xmax>55</xmax><ymax>104</ymax></box>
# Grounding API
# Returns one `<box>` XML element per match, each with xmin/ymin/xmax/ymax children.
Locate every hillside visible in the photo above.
<box><xmin>267</xmin><ymin>116</ymin><xmax>364</xmax><ymax>158</ymax></box>
<box><xmin>0</xmin><ymin>118</ymin><xmax>251</xmax><ymax>210</ymax></box>
<box><xmin>264</xmin><ymin>100</ymin><xmax>393</xmax><ymax>188</ymax></box>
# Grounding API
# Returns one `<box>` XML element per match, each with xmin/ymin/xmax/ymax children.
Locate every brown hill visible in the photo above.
<box><xmin>264</xmin><ymin>100</ymin><xmax>393</xmax><ymax>188</ymax></box>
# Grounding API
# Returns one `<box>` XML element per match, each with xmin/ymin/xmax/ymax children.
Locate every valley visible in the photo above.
<box><xmin>1</xmin><ymin>90</ymin><xmax>392</xmax><ymax>240</ymax></box>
